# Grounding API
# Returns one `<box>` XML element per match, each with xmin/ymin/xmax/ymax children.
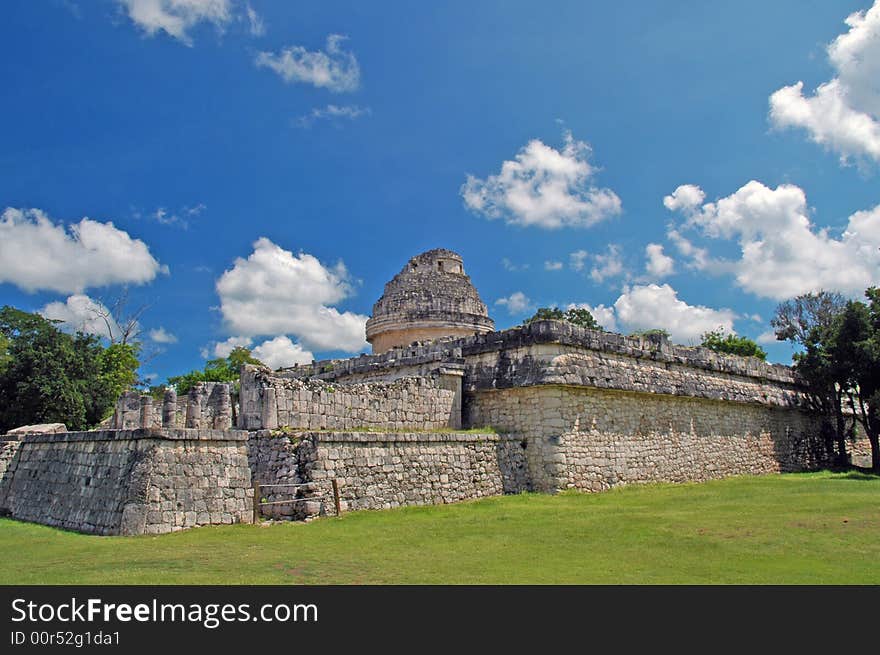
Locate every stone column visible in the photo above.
<box><xmin>139</xmin><ymin>395</ymin><xmax>154</xmax><ymax>428</ymax></box>
<box><xmin>260</xmin><ymin>387</ymin><xmax>278</xmax><ymax>430</ymax></box>
<box><xmin>162</xmin><ymin>389</ymin><xmax>177</xmax><ymax>427</ymax></box>
<box><xmin>210</xmin><ymin>384</ymin><xmax>232</xmax><ymax>430</ymax></box>
<box><xmin>185</xmin><ymin>384</ymin><xmax>204</xmax><ymax>429</ymax></box>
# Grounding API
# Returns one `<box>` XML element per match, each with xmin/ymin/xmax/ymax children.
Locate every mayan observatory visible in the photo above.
<box><xmin>0</xmin><ymin>247</ymin><xmax>855</xmax><ymax>535</ymax></box>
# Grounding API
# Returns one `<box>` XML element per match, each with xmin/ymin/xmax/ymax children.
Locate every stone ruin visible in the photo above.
<box><xmin>0</xmin><ymin>247</ymin><xmax>872</xmax><ymax>535</ymax></box>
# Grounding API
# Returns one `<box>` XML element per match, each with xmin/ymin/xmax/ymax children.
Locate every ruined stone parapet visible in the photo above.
<box><xmin>365</xmin><ymin>249</ymin><xmax>494</xmax><ymax>353</ymax></box>
<box><xmin>110</xmin><ymin>383</ymin><xmax>232</xmax><ymax>431</ymax></box>
<box><xmin>275</xmin><ymin>320</ymin><xmax>807</xmax><ymax>409</ymax></box>
<box><xmin>239</xmin><ymin>365</ymin><xmax>458</xmax><ymax>431</ymax></box>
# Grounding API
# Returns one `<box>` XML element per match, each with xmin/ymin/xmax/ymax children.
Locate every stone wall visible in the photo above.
<box><xmin>247</xmin><ymin>430</ymin><xmax>528</xmax><ymax>518</ymax></box>
<box><xmin>0</xmin><ymin>429</ymin><xmax>252</xmax><ymax>535</ymax></box>
<box><xmin>467</xmin><ymin>385</ymin><xmax>829</xmax><ymax>492</ymax></box>
<box><xmin>111</xmin><ymin>383</ymin><xmax>233</xmax><ymax>430</ymax></box>
<box><xmin>239</xmin><ymin>366</ymin><xmax>458</xmax><ymax>431</ymax></box>
<box><xmin>281</xmin><ymin>321</ymin><xmax>800</xmax><ymax>390</ymax></box>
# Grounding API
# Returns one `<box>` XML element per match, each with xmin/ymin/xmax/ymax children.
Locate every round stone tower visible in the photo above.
<box><xmin>365</xmin><ymin>248</ymin><xmax>495</xmax><ymax>354</ymax></box>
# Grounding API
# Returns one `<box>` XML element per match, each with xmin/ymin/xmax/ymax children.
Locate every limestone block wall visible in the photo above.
<box><xmin>0</xmin><ymin>429</ymin><xmax>253</xmax><ymax>535</ymax></box>
<box><xmin>239</xmin><ymin>366</ymin><xmax>457</xmax><ymax>431</ymax></box>
<box><xmin>247</xmin><ymin>431</ymin><xmax>529</xmax><ymax>518</ymax></box>
<box><xmin>466</xmin><ymin>385</ymin><xmax>829</xmax><ymax>492</ymax></box>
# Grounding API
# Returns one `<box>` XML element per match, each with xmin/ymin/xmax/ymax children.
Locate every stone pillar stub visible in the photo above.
<box><xmin>261</xmin><ymin>387</ymin><xmax>278</xmax><ymax>430</ymax></box>
<box><xmin>162</xmin><ymin>389</ymin><xmax>177</xmax><ymax>427</ymax></box>
<box><xmin>437</xmin><ymin>367</ymin><xmax>464</xmax><ymax>430</ymax></box>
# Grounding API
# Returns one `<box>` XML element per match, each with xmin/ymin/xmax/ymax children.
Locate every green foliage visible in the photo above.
<box><xmin>700</xmin><ymin>329</ymin><xmax>767</xmax><ymax>360</ymax></box>
<box><xmin>0</xmin><ymin>306</ymin><xmax>139</xmax><ymax>432</ymax></box>
<box><xmin>772</xmin><ymin>290</ymin><xmax>846</xmax><ymax>346</ymax></box>
<box><xmin>524</xmin><ymin>306</ymin><xmax>601</xmax><ymax>331</ymax></box>
<box><xmin>789</xmin><ymin>288</ymin><xmax>880</xmax><ymax>469</ymax></box>
<box><xmin>167</xmin><ymin>346</ymin><xmax>264</xmax><ymax>394</ymax></box>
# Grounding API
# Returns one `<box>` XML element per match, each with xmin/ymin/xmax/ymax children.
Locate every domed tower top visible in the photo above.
<box><xmin>365</xmin><ymin>248</ymin><xmax>495</xmax><ymax>353</ymax></box>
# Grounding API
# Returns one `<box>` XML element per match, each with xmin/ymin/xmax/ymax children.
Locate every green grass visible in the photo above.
<box><xmin>2</xmin><ymin>471</ymin><xmax>878</xmax><ymax>584</ymax></box>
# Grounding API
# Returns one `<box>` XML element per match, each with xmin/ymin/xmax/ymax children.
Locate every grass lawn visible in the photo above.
<box><xmin>1</xmin><ymin>471</ymin><xmax>878</xmax><ymax>584</ymax></box>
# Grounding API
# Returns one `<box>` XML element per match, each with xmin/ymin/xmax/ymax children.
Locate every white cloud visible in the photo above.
<box><xmin>756</xmin><ymin>330</ymin><xmax>779</xmax><ymax>345</ymax></box>
<box><xmin>295</xmin><ymin>104</ymin><xmax>370</xmax><ymax>128</ymax></box>
<box><xmin>461</xmin><ymin>131</ymin><xmax>622</xmax><ymax>229</ymax></box>
<box><xmin>569</xmin><ymin>250</ymin><xmax>588</xmax><ymax>272</ymax></box>
<box><xmin>495</xmin><ymin>291</ymin><xmax>534</xmax><ymax>315</ymax></box>
<box><xmin>544</xmin><ymin>260</ymin><xmax>563</xmax><ymax>271</ymax></box>
<box><xmin>245</xmin><ymin>3</ymin><xmax>264</xmax><ymax>36</ymax></box>
<box><xmin>39</xmin><ymin>294</ymin><xmax>121</xmax><ymax>340</ymax></box>
<box><xmin>644</xmin><ymin>243</ymin><xmax>674</xmax><ymax>278</ymax></box>
<box><xmin>664</xmin><ymin>180</ymin><xmax>880</xmax><ymax>299</ymax></box>
<box><xmin>589</xmin><ymin>244</ymin><xmax>624</xmax><ymax>283</ymax></box>
<box><xmin>116</xmin><ymin>0</ymin><xmax>232</xmax><ymax>45</ymax></box>
<box><xmin>211</xmin><ymin>335</ymin><xmax>253</xmax><ymax>358</ymax></box>
<box><xmin>0</xmin><ymin>208</ymin><xmax>167</xmax><ymax>294</ymax></box>
<box><xmin>255</xmin><ymin>34</ymin><xmax>360</xmax><ymax>92</ymax></box>
<box><xmin>613</xmin><ymin>283</ymin><xmax>736</xmax><ymax>343</ymax></box>
<box><xmin>148</xmin><ymin>326</ymin><xmax>178</xmax><ymax>344</ymax></box>
<box><xmin>501</xmin><ymin>258</ymin><xmax>530</xmax><ymax>272</ymax></box>
<box><xmin>215</xmin><ymin>237</ymin><xmax>368</xmax><ymax>352</ymax></box>
<box><xmin>663</xmin><ymin>184</ymin><xmax>705</xmax><ymax>213</ymax></box>
<box><xmin>566</xmin><ymin>245</ymin><xmax>626</xmax><ymax>282</ymax></box>
<box><xmin>769</xmin><ymin>1</ymin><xmax>880</xmax><ymax>164</ymax></box>
<box><xmin>567</xmin><ymin>302</ymin><xmax>618</xmax><ymax>332</ymax></box>
<box><xmin>667</xmin><ymin>228</ymin><xmax>709</xmax><ymax>270</ymax></box>
<box><xmin>251</xmin><ymin>336</ymin><xmax>313</xmax><ymax>369</ymax></box>
<box><xmin>150</xmin><ymin>203</ymin><xmax>204</xmax><ymax>229</ymax></box>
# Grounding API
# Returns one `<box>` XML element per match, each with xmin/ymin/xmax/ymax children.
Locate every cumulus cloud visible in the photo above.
<box><xmin>251</xmin><ymin>336</ymin><xmax>314</xmax><ymax>369</ymax></box>
<box><xmin>115</xmin><ymin>0</ymin><xmax>232</xmax><ymax>45</ymax></box>
<box><xmin>663</xmin><ymin>180</ymin><xmax>880</xmax><ymax>299</ymax></box>
<box><xmin>769</xmin><ymin>1</ymin><xmax>880</xmax><ymax>164</ymax></box>
<box><xmin>211</xmin><ymin>335</ymin><xmax>253</xmax><ymax>358</ymax></box>
<box><xmin>39</xmin><ymin>295</ymin><xmax>121</xmax><ymax>340</ymax></box>
<box><xmin>644</xmin><ymin>243</ymin><xmax>675</xmax><ymax>278</ymax></box>
<box><xmin>566</xmin><ymin>245</ymin><xmax>626</xmax><ymax>282</ymax></box>
<box><xmin>461</xmin><ymin>131</ymin><xmax>622</xmax><ymax>229</ymax></box>
<box><xmin>756</xmin><ymin>330</ymin><xmax>779</xmax><ymax>345</ymax></box>
<box><xmin>148</xmin><ymin>327</ymin><xmax>178</xmax><ymax>344</ymax></box>
<box><xmin>613</xmin><ymin>284</ymin><xmax>736</xmax><ymax>343</ymax></box>
<box><xmin>663</xmin><ymin>184</ymin><xmax>705</xmax><ymax>213</ymax></box>
<box><xmin>256</xmin><ymin>34</ymin><xmax>360</xmax><ymax>92</ymax></box>
<box><xmin>544</xmin><ymin>260</ymin><xmax>564</xmax><ymax>271</ymax></box>
<box><xmin>589</xmin><ymin>244</ymin><xmax>624</xmax><ymax>283</ymax></box>
<box><xmin>495</xmin><ymin>291</ymin><xmax>534</xmax><ymax>316</ymax></box>
<box><xmin>295</xmin><ymin>104</ymin><xmax>370</xmax><ymax>128</ymax></box>
<box><xmin>215</xmin><ymin>237</ymin><xmax>368</xmax><ymax>352</ymax></box>
<box><xmin>0</xmin><ymin>208</ymin><xmax>167</xmax><ymax>294</ymax></box>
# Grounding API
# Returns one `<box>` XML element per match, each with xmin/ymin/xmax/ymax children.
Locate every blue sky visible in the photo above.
<box><xmin>1</xmin><ymin>0</ymin><xmax>879</xmax><ymax>382</ymax></box>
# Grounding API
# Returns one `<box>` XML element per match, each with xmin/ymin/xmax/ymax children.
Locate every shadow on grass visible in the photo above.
<box><xmin>820</xmin><ymin>466</ymin><xmax>880</xmax><ymax>481</ymax></box>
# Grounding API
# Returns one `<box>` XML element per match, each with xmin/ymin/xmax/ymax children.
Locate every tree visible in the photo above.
<box><xmin>772</xmin><ymin>291</ymin><xmax>851</xmax><ymax>466</ymax></box>
<box><xmin>167</xmin><ymin>347</ymin><xmax>264</xmax><ymax>394</ymax></box>
<box><xmin>0</xmin><ymin>306</ymin><xmax>138</xmax><ymax>433</ymax></box>
<box><xmin>788</xmin><ymin>292</ymin><xmax>880</xmax><ymax>469</ymax></box>
<box><xmin>839</xmin><ymin>290</ymin><xmax>880</xmax><ymax>471</ymax></box>
<box><xmin>771</xmin><ymin>290</ymin><xmax>846</xmax><ymax>346</ymax></box>
<box><xmin>700</xmin><ymin>329</ymin><xmax>767</xmax><ymax>360</ymax></box>
<box><xmin>524</xmin><ymin>307</ymin><xmax>601</xmax><ymax>331</ymax></box>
